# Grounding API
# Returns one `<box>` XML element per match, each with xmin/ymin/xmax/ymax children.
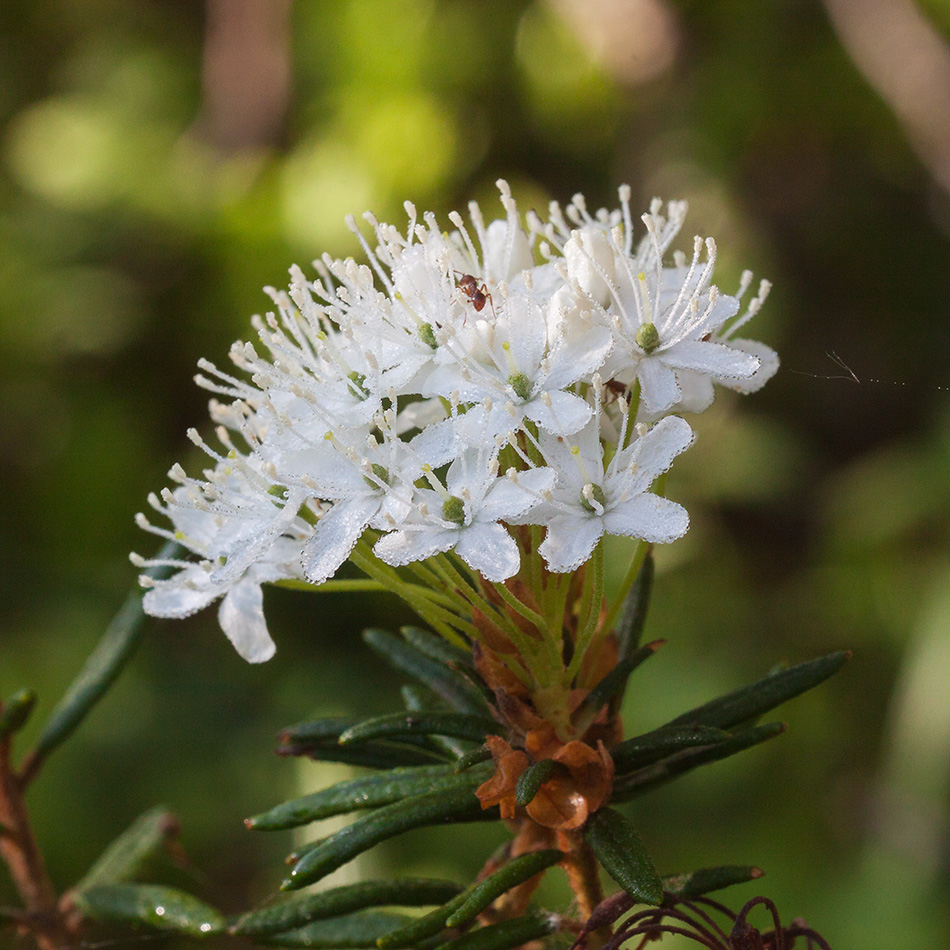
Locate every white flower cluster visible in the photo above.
<box><xmin>132</xmin><ymin>182</ymin><xmax>776</xmax><ymax>662</ymax></box>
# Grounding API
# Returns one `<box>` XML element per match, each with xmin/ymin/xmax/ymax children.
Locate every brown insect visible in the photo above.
<box><xmin>455</xmin><ymin>272</ymin><xmax>494</xmax><ymax>315</ymax></box>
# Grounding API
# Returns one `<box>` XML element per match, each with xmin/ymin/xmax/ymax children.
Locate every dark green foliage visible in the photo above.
<box><xmin>571</xmin><ymin>640</ymin><xmax>661</xmax><ymax>735</ymax></box>
<box><xmin>74</xmin><ymin>806</ymin><xmax>180</xmax><ymax>890</ymax></box>
<box><xmin>0</xmin><ymin>689</ymin><xmax>37</xmax><ymax>741</ymax></box>
<box><xmin>230</xmin><ymin>879</ymin><xmax>464</xmax><ymax>937</ymax></box>
<box><xmin>72</xmin><ymin>884</ymin><xmax>224</xmax><ymax>936</ymax></box>
<box><xmin>283</xmin><ymin>783</ymin><xmax>497</xmax><ymax>890</ymax></box>
<box><xmin>259</xmin><ymin>910</ymin><xmax>414</xmax><ymax>947</ymax></box>
<box><xmin>28</xmin><ymin>542</ymin><xmax>181</xmax><ymax>772</ymax></box>
<box><xmin>514</xmin><ymin>758</ymin><xmax>568</xmax><ymax>806</ymax></box>
<box><xmin>611</xmin><ymin>725</ymin><xmax>732</xmax><ymax>773</ymax></box>
<box><xmin>246</xmin><ymin>763</ymin><xmax>494</xmax><ymax>831</ymax></box>
<box><xmin>435</xmin><ymin>911</ymin><xmax>557</xmax><ymax>950</ymax></box>
<box><xmin>338</xmin><ymin>711</ymin><xmax>499</xmax><ymax>746</ymax></box>
<box><xmin>662</xmin><ymin>865</ymin><xmax>764</xmax><ymax>902</ymax></box>
<box><xmin>444</xmin><ymin>850</ymin><xmax>563</xmax><ymax>927</ymax></box>
<box><xmin>612</xmin><ymin>723</ymin><xmax>786</xmax><ymax>802</ymax></box>
<box><xmin>584</xmin><ymin>808</ymin><xmax>663</xmax><ymax>906</ymax></box>
<box><xmin>664</xmin><ymin>652</ymin><xmax>850</xmax><ymax>731</ymax></box>
<box><xmin>362</xmin><ymin>629</ymin><xmax>490</xmax><ymax>716</ymax></box>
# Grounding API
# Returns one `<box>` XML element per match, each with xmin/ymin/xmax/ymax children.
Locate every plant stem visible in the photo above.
<box><xmin>556</xmin><ymin>828</ymin><xmax>610</xmax><ymax>947</ymax></box>
<box><xmin>0</xmin><ymin>737</ymin><xmax>70</xmax><ymax>949</ymax></box>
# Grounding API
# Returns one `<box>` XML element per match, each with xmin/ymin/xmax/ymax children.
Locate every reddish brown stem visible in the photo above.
<box><xmin>0</xmin><ymin>737</ymin><xmax>70</xmax><ymax>949</ymax></box>
<box><xmin>557</xmin><ymin>828</ymin><xmax>611</xmax><ymax>948</ymax></box>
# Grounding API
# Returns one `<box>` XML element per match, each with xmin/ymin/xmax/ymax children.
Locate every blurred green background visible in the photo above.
<box><xmin>2</xmin><ymin>0</ymin><xmax>950</xmax><ymax>946</ymax></box>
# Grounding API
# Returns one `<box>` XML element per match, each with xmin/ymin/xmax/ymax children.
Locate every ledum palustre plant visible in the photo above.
<box><xmin>0</xmin><ymin>184</ymin><xmax>843</xmax><ymax>949</ymax></box>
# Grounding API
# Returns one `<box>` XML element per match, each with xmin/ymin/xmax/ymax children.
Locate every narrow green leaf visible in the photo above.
<box><xmin>362</xmin><ymin>630</ymin><xmax>488</xmax><ymax>716</ymax></box>
<box><xmin>402</xmin><ymin>685</ymin><xmax>469</xmax><ymax>758</ymax></box>
<box><xmin>444</xmin><ymin>850</ymin><xmax>563</xmax><ymax>927</ymax></box>
<box><xmin>28</xmin><ymin>542</ymin><xmax>181</xmax><ymax>771</ymax></box>
<box><xmin>400</xmin><ymin>627</ymin><xmax>474</xmax><ymax>671</ymax></box>
<box><xmin>231</xmin><ymin>879</ymin><xmax>463</xmax><ymax>937</ymax></box>
<box><xmin>615</xmin><ymin>553</ymin><xmax>654</xmax><ymax>659</ymax></box>
<box><xmin>339</xmin><ymin>713</ymin><xmax>497</xmax><ymax>747</ymax></box>
<box><xmin>283</xmin><ymin>784</ymin><xmax>495</xmax><ymax>891</ymax></box>
<box><xmin>454</xmin><ymin>745</ymin><xmax>492</xmax><ymax>773</ymax></box>
<box><xmin>514</xmin><ymin>760</ymin><xmax>567</xmax><ymax>807</ymax></box>
<box><xmin>584</xmin><ymin>808</ymin><xmax>662</xmax><ymax>906</ymax></box>
<box><xmin>288</xmin><ymin>743</ymin><xmax>449</xmax><ymax>769</ymax></box>
<box><xmin>662</xmin><ymin>865</ymin><xmax>763</xmax><ymax>901</ymax></box>
<box><xmin>246</xmin><ymin>764</ymin><xmax>493</xmax><ymax>831</ymax></box>
<box><xmin>401</xmin><ymin>684</ymin><xmax>449</xmax><ymax>712</ymax></box>
<box><xmin>665</xmin><ymin>651</ymin><xmax>850</xmax><ymax>731</ymax></box>
<box><xmin>261</xmin><ymin>910</ymin><xmax>412</xmax><ymax>947</ymax></box>
<box><xmin>72</xmin><ymin>883</ymin><xmax>224</xmax><ymax>937</ymax></box>
<box><xmin>75</xmin><ymin>806</ymin><xmax>180</xmax><ymax>890</ymax></box>
<box><xmin>435</xmin><ymin>912</ymin><xmax>557</xmax><ymax>950</ymax></box>
<box><xmin>279</xmin><ymin>717</ymin><xmax>361</xmax><ymax>744</ymax></box>
<box><xmin>572</xmin><ymin>641</ymin><xmax>662</xmax><ymax>735</ymax></box>
<box><xmin>0</xmin><ymin>690</ymin><xmax>37</xmax><ymax>741</ymax></box>
<box><xmin>611</xmin><ymin>725</ymin><xmax>731</xmax><ymax>774</ymax></box>
<box><xmin>612</xmin><ymin>723</ymin><xmax>785</xmax><ymax>802</ymax></box>
<box><xmin>376</xmin><ymin>891</ymin><xmax>471</xmax><ymax>948</ymax></box>
<box><xmin>277</xmin><ymin>718</ymin><xmax>451</xmax><ymax>767</ymax></box>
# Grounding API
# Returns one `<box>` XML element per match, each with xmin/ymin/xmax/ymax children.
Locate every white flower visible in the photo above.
<box><xmin>423</xmin><ymin>290</ymin><xmax>611</xmax><ymax>438</ymax></box>
<box><xmin>137</xmin><ymin>181</ymin><xmax>775</xmax><ymax>660</ymax></box>
<box><xmin>280</xmin><ymin>414</ymin><xmax>457</xmax><ymax>584</ymax></box>
<box><xmin>524</xmin><ymin>413</ymin><xmax>694</xmax><ymax>573</ymax></box>
<box><xmin>373</xmin><ymin>449</ymin><xmax>555</xmax><ymax>582</ymax></box>
<box><xmin>133</xmin><ymin>491</ymin><xmax>309</xmax><ymax>664</ymax></box>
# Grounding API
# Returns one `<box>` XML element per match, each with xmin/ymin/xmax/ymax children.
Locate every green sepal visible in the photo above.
<box><xmin>339</xmin><ymin>713</ymin><xmax>497</xmax><ymax>747</ymax></box>
<box><xmin>283</xmin><ymin>784</ymin><xmax>496</xmax><ymax>891</ymax></box>
<box><xmin>261</xmin><ymin>910</ymin><xmax>413</xmax><ymax>947</ymax></box>
<box><xmin>230</xmin><ymin>879</ymin><xmax>464</xmax><ymax>937</ymax></box>
<box><xmin>665</xmin><ymin>651</ymin><xmax>850</xmax><ymax>731</ymax></box>
<box><xmin>572</xmin><ymin>641</ymin><xmax>662</xmax><ymax>736</ymax></box>
<box><xmin>514</xmin><ymin>760</ymin><xmax>568</xmax><ymax>807</ymax></box>
<box><xmin>72</xmin><ymin>883</ymin><xmax>224</xmax><ymax>937</ymax></box>
<box><xmin>246</xmin><ymin>763</ymin><xmax>493</xmax><ymax>831</ymax></box>
<box><xmin>434</xmin><ymin>911</ymin><xmax>557</xmax><ymax>950</ymax></box>
<box><xmin>611</xmin><ymin>725</ymin><xmax>731</xmax><ymax>774</ymax></box>
<box><xmin>0</xmin><ymin>690</ymin><xmax>37</xmax><ymax>741</ymax></box>
<box><xmin>584</xmin><ymin>808</ymin><xmax>662</xmax><ymax>906</ymax></box>
<box><xmin>454</xmin><ymin>745</ymin><xmax>492</xmax><ymax>773</ymax></box>
<box><xmin>444</xmin><ymin>849</ymin><xmax>563</xmax><ymax>927</ymax></box>
<box><xmin>29</xmin><ymin>541</ymin><xmax>181</xmax><ymax>770</ymax></box>
<box><xmin>74</xmin><ymin>806</ymin><xmax>180</xmax><ymax>890</ymax></box>
<box><xmin>662</xmin><ymin>865</ymin><xmax>763</xmax><ymax>902</ymax></box>
<box><xmin>612</xmin><ymin>722</ymin><xmax>785</xmax><ymax>802</ymax></box>
<box><xmin>362</xmin><ymin>630</ymin><xmax>489</xmax><ymax>716</ymax></box>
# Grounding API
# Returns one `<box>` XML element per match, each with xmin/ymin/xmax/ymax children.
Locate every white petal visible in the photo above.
<box><xmin>373</xmin><ymin>526</ymin><xmax>457</xmax><ymax>567</ymax></box>
<box><xmin>525</xmin><ymin>390</ymin><xmax>592</xmax><ymax>436</ymax></box>
<box><xmin>143</xmin><ymin>572</ymin><xmax>220</xmax><ymax>619</ymax></box>
<box><xmin>302</xmin><ymin>495</ymin><xmax>380</xmax><ymax>584</ymax></box>
<box><xmin>455</xmin><ymin>522</ymin><xmax>521</xmax><ymax>581</ymax></box>
<box><xmin>603</xmin><ymin>494</ymin><xmax>689</xmax><ymax>544</ymax></box>
<box><xmin>615</xmin><ymin>415</ymin><xmax>694</xmax><ymax>494</ymax></box>
<box><xmin>218</xmin><ymin>577</ymin><xmax>276</xmax><ymax>663</ymax></box>
<box><xmin>637</xmin><ymin>357</ymin><xmax>681</xmax><ymax>414</ymax></box>
<box><xmin>717</xmin><ymin>339</ymin><xmax>779</xmax><ymax>393</ymax></box>
<box><xmin>539</xmin><ymin>514</ymin><xmax>604</xmax><ymax>573</ymax></box>
<box><xmin>480</xmin><ymin>467</ymin><xmax>556</xmax><ymax>522</ymax></box>
<box><xmin>543</xmin><ymin>324</ymin><xmax>613</xmax><ymax>390</ymax></box>
<box><xmin>661</xmin><ymin>339</ymin><xmax>759</xmax><ymax>380</ymax></box>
